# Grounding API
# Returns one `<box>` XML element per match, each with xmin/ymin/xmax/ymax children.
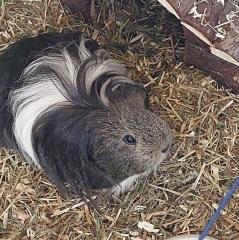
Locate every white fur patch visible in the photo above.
<box><xmin>111</xmin><ymin>173</ymin><xmax>144</xmax><ymax>199</ymax></box>
<box><xmin>10</xmin><ymin>47</ymin><xmax>81</xmax><ymax>164</ymax></box>
<box><xmin>11</xmin><ymin>78</ymin><xmax>68</xmax><ymax>164</ymax></box>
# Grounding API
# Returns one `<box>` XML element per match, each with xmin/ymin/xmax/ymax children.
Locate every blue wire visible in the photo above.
<box><xmin>199</xmin><ymin>177</ymin><xmax>239</xmax><ymax>240</ymax></box>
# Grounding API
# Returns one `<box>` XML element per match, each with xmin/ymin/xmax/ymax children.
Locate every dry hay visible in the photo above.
<box><xmin>0</xmin><ymin>1</ymin><xmax>239</xmax><ymax>240</ymax></box>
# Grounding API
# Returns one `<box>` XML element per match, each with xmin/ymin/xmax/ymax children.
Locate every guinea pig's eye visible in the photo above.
<box><xmin>123</xmin><ymin>135</ymin><xmax>136</xmax><ymax>145</ymax></box>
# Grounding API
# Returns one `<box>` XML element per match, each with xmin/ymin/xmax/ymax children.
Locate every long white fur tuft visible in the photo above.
<box><xmin>11</xmin><ymin>79</ymin><xmax>68</xmax><ymax>164</ymax></box>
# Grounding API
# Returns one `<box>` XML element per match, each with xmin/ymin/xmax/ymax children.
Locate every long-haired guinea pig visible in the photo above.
<box><xmin>0</xmin><ymin>32</ymin><xmax>172</xmax><ymax>198</ymax></box>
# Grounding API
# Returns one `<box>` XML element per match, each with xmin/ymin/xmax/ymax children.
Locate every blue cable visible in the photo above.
<box><xmin>199</xmin><ymin>177</ymin><xmax>239</xmax><ymax>240</ymax></box>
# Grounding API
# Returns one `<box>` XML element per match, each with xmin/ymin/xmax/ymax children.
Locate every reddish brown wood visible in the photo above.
<box><xmin>184</xmin><ymin>41</ymin><xmax>239</xmax><ymax>94</ymax></box>
<box><xmin>157</xmin><ymin>0</ymin><xmax>239</xmax><ymax>93</ymax></box>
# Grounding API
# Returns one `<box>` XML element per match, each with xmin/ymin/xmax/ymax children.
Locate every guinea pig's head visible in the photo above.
<box><xmin>90</xmin><ymin>84</ymin><xmax>172</xmax><ymax>183</ymax></box>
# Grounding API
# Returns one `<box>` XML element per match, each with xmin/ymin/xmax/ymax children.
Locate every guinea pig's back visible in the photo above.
<box><xmin>0</xmin><ymin>31</ymin><xmax>98</xmax><ymax>149</ymax></box>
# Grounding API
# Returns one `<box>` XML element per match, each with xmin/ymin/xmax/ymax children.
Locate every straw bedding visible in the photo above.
<box><xmin>0</xmin><ymin>1</ymin><xmax>238</xmax><ymax>239</ymax></box>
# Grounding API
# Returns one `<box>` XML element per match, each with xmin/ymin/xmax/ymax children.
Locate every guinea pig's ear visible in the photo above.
<box><xmin>110</xmin><ymin>83</ymin><xmax>149</xmax><ymax>108</ymax></box>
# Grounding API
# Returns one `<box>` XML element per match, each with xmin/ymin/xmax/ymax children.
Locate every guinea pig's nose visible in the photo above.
<box><xmin>161</xmin><ymin>144</ymin><xmax>170</xmax><ymax>153</ymax></box>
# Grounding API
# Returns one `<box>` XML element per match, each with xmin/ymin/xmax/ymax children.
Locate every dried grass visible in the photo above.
<box><xmin>0</xmin><ymin>1</ymin><xmax>239</xmax><ymax>240</ymax></box>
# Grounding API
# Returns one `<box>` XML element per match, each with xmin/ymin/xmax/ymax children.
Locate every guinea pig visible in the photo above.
<box><xmin>0</xmin><ymin>32</ymin><xmax>172</xmax><ymax>198</ymax></box>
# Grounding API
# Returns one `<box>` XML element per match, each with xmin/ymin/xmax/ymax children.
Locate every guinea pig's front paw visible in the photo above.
<box><xmin>110</xmin><ymin>173</ymin><xmax>143</xmax><ymax>199</ymax></box>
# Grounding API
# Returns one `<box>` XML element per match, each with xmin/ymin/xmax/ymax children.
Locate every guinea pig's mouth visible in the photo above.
<box><xmin>143</xmin><ymin>157</ymin><xmax>164</xmax><ymax>173</ymax></box>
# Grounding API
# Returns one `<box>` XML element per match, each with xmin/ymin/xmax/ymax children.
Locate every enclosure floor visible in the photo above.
<box><xmin>0</xmin><ymin>1</ymin><xmax>239</xmax><ymax>239</ymax></box>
